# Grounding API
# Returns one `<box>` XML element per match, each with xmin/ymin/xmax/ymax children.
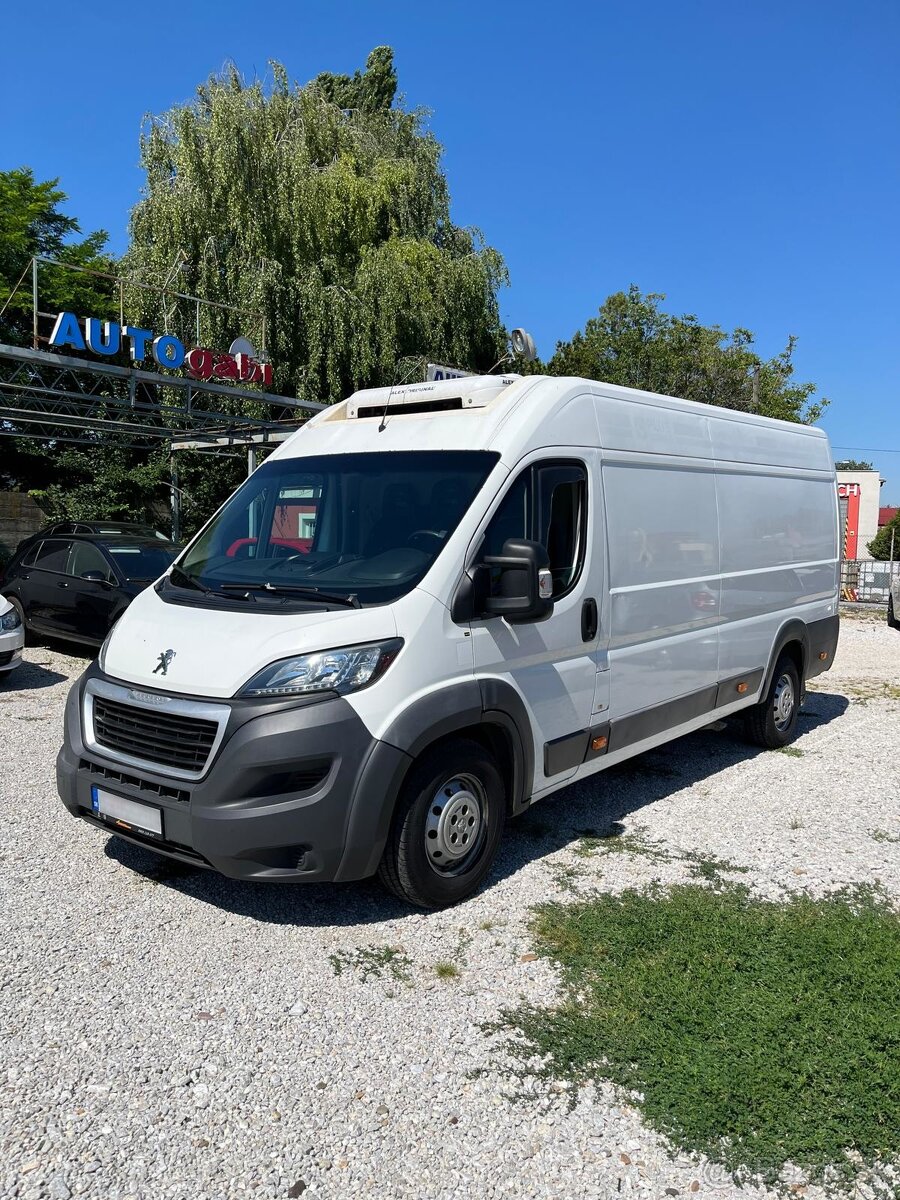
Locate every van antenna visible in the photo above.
<box><xmin>488</xmin><ymin>327</ymin><xmax>537</xmax><ymax>373</ymax></box>
<box><xmin>378</xmin><ymin>357</ymin><xmax>424</xmax><ymax>432</ymax></box>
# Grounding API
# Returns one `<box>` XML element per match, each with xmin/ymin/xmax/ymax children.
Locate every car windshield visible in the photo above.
<box><xmin>175</xmin><ymin>451</ymin><xmax>499</xmax><ymax>605</ymax></box>
<box><xmin>103</xmin><ymin>542</ymin><xmax>178</xmax><ymax>581</ymax></box>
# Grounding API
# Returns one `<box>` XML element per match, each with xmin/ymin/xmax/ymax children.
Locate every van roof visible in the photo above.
<box><xmin>272</xmin><ymin>374</ymin><xmax>832</xmax><ymax>474</ymax></box>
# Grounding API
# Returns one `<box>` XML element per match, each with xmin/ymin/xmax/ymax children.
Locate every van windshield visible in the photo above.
<box><xmin>174</xmin><ymin>451</ymin><xmax>499</xmax><ymax>606</ymax></box>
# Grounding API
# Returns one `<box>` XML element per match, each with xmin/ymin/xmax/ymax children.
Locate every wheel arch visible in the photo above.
<box><xmin>335</xmin><ymin>679</ymin><xmax>534</xmax><ymax>881</ymax></box>
<box><xmin>762</xmin><ymin>619</ymin><xmax>809</xmax><ymax>696</ymax></box>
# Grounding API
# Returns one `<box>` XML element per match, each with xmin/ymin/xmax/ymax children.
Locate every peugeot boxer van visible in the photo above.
<box><xmin>57</xmin><ymin>374</ymin><xmax>840</xmax><ymax>907</ymax></box>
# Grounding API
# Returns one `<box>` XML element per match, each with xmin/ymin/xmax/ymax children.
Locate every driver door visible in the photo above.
<box><xmin>470</xmin><ymin>453</ymin><xmax>605</xmax><ymax>795</ymax></box>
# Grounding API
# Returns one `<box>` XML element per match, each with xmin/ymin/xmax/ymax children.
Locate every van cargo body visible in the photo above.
<box><xmin>57</xmin><ymin>375</ymin><xmax>840</xmax><ymax>907</ymax></box>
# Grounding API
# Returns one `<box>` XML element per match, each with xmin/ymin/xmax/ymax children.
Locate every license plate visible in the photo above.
<box><xmin>90</xmin><ymin>786</ymin><xmax>163</xmax><ymax>838</ymax></box>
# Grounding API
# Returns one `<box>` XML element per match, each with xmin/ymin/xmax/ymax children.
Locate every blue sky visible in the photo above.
<box><xmin>2</xmin><ymin>0</ymin><xmax>898</xmax><ymax>497</ymax></box>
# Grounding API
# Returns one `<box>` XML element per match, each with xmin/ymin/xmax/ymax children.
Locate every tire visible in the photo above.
<box><xmin>743</xmin><ymin>654</ymin><xmax>801</xmax><ymax>749</ymax></box>
<box><xmin>378</xmin><ymin>738</ymin><xmax>505</xmax><ymax>909</ymax></box>
<box><xmin>888</xmin><ymin>595</ymin><xmax>900</xmax><ymax>631</ymax></box>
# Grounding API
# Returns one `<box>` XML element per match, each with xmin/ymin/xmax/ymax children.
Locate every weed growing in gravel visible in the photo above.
<box><xmin>790</xmin><ymin>817</ymin><xmax>805</xmax><ymax>830</ymax></box>
<box><xmin>548</xmin><ymin>863</ymin><xmax>586</xmax><ymax>893</ymax></box>
<box><xmin>434</xmin><ymin>961</ymin><xmax>460</xmax><ymax>981</ymax></box>
<box><xmin>681</xmin><ymin>851</ymin><xmax>749</xmax><ymax>885</ymax></box>
<box><xmin>328</xmin><ymin>945</ymin><xmax>413</xmax><ymax>985</ymax></box>
<box><xmin>572</xmin><ymin>823</ymin><xmax>673</xmax><ymax>862</ymax></box>
<box><xmin>870</xmin><ymin>829</ymin><xmax>900</xmax><ymax>845</ymax></box>
<box><xmin>777</xmin><ymin>746</ymin><xmax>805</xmax><ymax>757</ymax></box>
<box><xmin>495</xmin><ymin>883</ymin><xmax>900</xmax><ymax>1193</ymax></box>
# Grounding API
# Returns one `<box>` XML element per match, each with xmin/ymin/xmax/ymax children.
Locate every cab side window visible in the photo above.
<box><xmin>480</xmin><ymin>461</ymin><xmax>587</xmax><ymax>599</ymax></box>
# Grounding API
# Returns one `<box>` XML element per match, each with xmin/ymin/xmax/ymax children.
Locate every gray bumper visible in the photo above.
<box><xmin>0</xmin><ymin>624</ymin><xmax>24</xmax><ymax>672</ymax></box>
<box><xmin>56</xmin><ymin>665</ymin><xmax>411</xmax><ymax>882</ymax></box>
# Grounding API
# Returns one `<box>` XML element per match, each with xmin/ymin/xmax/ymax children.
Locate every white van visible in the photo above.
<box><xmin>57</xmin><ymin>374</ymin><xmax>840</xmax><ymax>907</ymax></box>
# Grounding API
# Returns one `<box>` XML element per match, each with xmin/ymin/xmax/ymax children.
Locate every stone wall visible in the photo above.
<box><xmin>0</xmin><ymin>492</ymin><xmax>46</xmax><ymax>561</ymax></box>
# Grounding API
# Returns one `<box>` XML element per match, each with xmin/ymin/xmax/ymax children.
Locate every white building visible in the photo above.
<box><xmin>836</xmin><ymin>470</ymin><xmax>883</xmax><ymax>559</ymax></box>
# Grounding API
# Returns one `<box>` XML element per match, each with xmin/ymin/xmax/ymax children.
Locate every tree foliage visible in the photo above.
<box><xmin>126</xmin><ymin>49</ymin><xmax>506</xmax><ymax>403</ymax></box>
<box><xmin>540</xmin><ymin>287</ymin><xmax>826</xmax><ymax>424</ymax></box>
<box><xmin>835</xmin><ymin>459</ymin><xmax>874</xmax><ymax>472</ymax></box>
<box><xmin>0</xmin><ymin>167</ymin><xmax>115</xmax><ymax>346</ymax></box>
<box><xmin>868</xmin><ymin>509</ymin><xmax>900</xmax><ymax>560</ymax></box>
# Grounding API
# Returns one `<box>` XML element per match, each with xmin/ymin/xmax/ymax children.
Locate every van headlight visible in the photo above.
<box><xmin>0</xmin><ymin>609</ymin><xmax>21</xmax><ymax>631</ymax></box>
<box><xmin>98</xmin><ymin>626</ymin><xmax>115</xmax><ymax>672</ymax></box>
<box><xmin>238</xmin><ymin>640</ymin><xmax>403</xmax><ymax>698</ymax></box>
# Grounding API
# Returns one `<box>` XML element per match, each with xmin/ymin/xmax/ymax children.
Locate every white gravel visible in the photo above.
<box><xmin>1</xmin><ymin>610</ymin><xmax>898</xmax><ymax>1200</ymax></box>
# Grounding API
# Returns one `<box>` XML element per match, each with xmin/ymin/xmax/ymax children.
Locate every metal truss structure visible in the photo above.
<box><xmin>0</xmin><ymin>343</ymin><xmax>323</xmax><ymax>450</ymax></box>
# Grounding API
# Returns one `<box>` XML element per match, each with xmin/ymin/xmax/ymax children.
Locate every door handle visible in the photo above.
<box><xmin>581</xmin><ymin>597</ymin><xmax>598</xmax><ymax>641</ymax></box>
<box><xmin>57</xmin><ymin>581</ymin><xmax>69</xmax><ymax>589</ymax></box>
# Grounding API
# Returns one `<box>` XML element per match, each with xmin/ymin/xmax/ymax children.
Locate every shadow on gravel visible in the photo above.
<box><xmin>104</xmin><ymin>838</ymin><xmax>414</xmax><ymax>926</ymax></box>
<box><xmin>101</xmin><ymin>690</ymin><xmax>851</xmax><ymax>926</ymax></box>
<box><xmin>0</xmin><ymin>659</ymin><xmax>69</xmax><ymax>690</ymax></box>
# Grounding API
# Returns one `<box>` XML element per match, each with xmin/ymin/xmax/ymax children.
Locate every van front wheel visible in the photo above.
<box><xmin>378</xmin><ymin>738</ymin><xmax>505</xmax><ymax>909</ymax></box>
<box><xmin>743</xmin><ymin>655</ymin><xmax>801</xmax><ymax>749</ymax></box>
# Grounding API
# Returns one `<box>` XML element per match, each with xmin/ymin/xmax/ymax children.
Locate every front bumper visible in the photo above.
<box><xmin>0</xmin><ymin>624</ymin><xmax>24</xmax><ymax>672</ymax></box>
<box><xmin>56</xmin><ymin>664</ymin><xmax>411</xmax><ymax>882</ymax></box>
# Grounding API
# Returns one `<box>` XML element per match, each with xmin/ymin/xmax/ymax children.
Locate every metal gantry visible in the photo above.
<box><xmin>0</xmin><ymin>343</ymin><xmax>323</xmax><ymax>448</ymax></box>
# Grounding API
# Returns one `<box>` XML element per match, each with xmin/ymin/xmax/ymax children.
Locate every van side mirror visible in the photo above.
<box><xmin>480</xmin><ymin>538</ymin><xmax>554</xmax><ymax>623</ymax></box>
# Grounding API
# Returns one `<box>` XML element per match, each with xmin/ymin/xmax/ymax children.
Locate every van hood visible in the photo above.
<box><xmin>102</xmin><ymin>584</ymin><xmax>398</xmax><ymax>699</ymax></box>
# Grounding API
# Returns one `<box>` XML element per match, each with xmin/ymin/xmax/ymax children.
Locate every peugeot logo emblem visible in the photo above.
<box><xmin>153</xmin><ymin>648</ymin><xmax>176</xmax><ymax>676</ymax></box>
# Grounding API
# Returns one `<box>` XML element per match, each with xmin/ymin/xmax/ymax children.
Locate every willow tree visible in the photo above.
<box><xmin>126</xmin><ymin>48</ymin><xmax>507</xmax><ymax>403</ymax></box>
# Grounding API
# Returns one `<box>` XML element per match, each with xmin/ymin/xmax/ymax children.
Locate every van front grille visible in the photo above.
<box><xmin>92</xmin><ymin>697</ymin><xmax>218</xmax><ymax>773</ymax></box>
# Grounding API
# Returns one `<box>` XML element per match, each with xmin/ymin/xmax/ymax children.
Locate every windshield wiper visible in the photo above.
<box><xmin>168</xmin><ymin>566</ymin><xmax>249</xmax><ymax>601</ymax></box>
<box><xmin>218</xmin><ymin>582</ymin><xmax>361</xmax><ymax>609</ymax></box>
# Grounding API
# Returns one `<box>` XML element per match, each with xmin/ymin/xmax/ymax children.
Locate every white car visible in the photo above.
<box><xmin>0</xmin><ymin>594</ymin><xmax>24</xmax><ymax>677</ymax></box>
<box><xmin>889</xmin><ymin>573</ymin><xmax>900</xmax><ymax>630</ymax></box>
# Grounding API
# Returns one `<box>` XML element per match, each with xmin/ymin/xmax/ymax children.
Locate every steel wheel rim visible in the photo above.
<box><xmin>772</xmin><ymin>672</ymin><xmax>795</xmax><ymax>732</ymax></box>
<box><xmin>425</xmin><ymin>773</ymin><xmax>487</xmax><ymax>876</ymax></box>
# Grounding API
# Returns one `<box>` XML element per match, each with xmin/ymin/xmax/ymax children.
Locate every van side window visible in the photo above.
<box><xmin>480</xmin><ymin>461</ymin><xmax>587</xmax><ymax>599</ymax></box>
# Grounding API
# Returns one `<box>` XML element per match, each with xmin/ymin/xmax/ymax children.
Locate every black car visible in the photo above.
<box><xmin>2</xmin><ymin>534</ymin><xmax>178</xmax><ymax>647</ymax></box>
<box><xmin>16</xmin><ymin>519</ymin><xmax>170</xmax><ymax>556</ymax></box>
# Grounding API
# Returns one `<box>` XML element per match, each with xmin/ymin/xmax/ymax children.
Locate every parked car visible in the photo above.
<box><xmin>0</xmin><ymin>593</ymin><xmax>24</xmax><ymax>677</ymax></box>
<box><xmin>15</xmin><ymin>520</ymin><xmax>170</xmax><ymax>556</ymax></box>
<box><xmin>57</xmin><ymin>372</ymin><xmax>840</xmax><ymax>909</ymax></box>
<box><xmin>889</xmin><ymin>571</ymin><xmax>900</xmax><ymax>630</ymax></box>
<box><xmin>2</xmin><ymin>535</ymin><xmax>178</xmax><ymax>647</ymax></box>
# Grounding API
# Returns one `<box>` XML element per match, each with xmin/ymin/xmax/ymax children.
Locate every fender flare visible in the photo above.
<box><xmin>335</xmin><ymin>678</ymin><xmax>535</xmax><ymax>880</ymax></box>
<box><xmin>761</xmin><ymin>619</ymin><xmax>810</xmax><ymax>696</ymax></box>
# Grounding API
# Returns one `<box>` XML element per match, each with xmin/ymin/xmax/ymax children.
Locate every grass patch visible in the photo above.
<box><xmin>681</xmin><ymin>851</ymin><xmax>749</xmax><ymax>885</ymax></box>
<box><xmin>777</xmin><ymin>746</ymin><xmax>805</xmax><ymax>757</ymax></box>
<box><xmin>572</xmin><ymin>823</ymin><xmax>673</xmax><ymax>863</ymax></box>
<box><xmin>434</xmin><ymin>961</ymin><xmax>460</xmax><ymax>981</ymax></box>
<box><xmin>497</xmin><ymin>884</ymin><xmax>900</xmax><ymax>1191</ymax></box>
<box><xmin>328</xmin><ymin>945</ymin><xmax>413</xmax><ymax>985</ymax></box>
<box><xmin>871</xmin><ymin>829</ymin><xmax>900</xmax><ymax>845</ymax></box>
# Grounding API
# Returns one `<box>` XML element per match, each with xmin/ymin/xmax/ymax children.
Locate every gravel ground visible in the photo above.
<box><xmin>1</xmin><ymin>609</ymin><xmax>898</xmax><ymax>1200</ymax></box>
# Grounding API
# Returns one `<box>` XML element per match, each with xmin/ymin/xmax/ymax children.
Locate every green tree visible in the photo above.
<box><xmin>542</xmin><ymin>287</ymin><xmax>826</xmax><ymax>424</ymax></box>
<box><xmin>126</xmin><ymin>48</ymin><xmax>506</xmax><ymax>404</ymax></box>
<box><xmin>0</xmin><ymin>167</ymin><xmax>115</xmax><ymax>346</ymax></box>
<box><xmin>868</xmin><ymin>509</ymin><xmax>900</xmax><ymax>560</ymax></box>
<box><xmin>835</xmin><ymin>459</ymin><xmax>874</xmax><ymax>472</ymax></box>
<box><xmin>0</xmin><ymin>169</ymin><xmax>147</xmax><ymax>528</ymax></box>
